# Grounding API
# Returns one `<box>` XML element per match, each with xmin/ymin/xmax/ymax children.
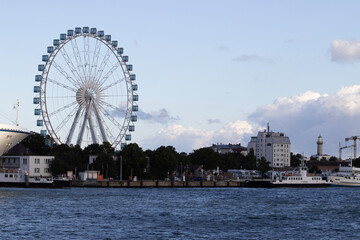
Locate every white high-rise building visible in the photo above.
<box><xmin>247</xmin><ymin>124</ymin><xmax>291</xmax><ymax>168</ymax></box>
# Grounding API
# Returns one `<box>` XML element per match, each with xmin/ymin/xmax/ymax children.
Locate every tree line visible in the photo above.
<box><xmin>13</xmin><ymin>133</ymin><xmax>271</xmax><ymax>180</ymax></box>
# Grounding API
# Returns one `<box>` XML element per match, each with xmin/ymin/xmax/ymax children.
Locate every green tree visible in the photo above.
<box><xmin>50</xmin><ymin>144</ymin><xmax>85</xmax><ymax>176</ymax></box>
<box><xmin>92</xmin><ymin>151</ymin><xmax>117</xmax><ymax>178</ymax></box>
<box><xmin>19</xmin><ymin>132</ymin><xmax>51</xmax><ymax>155</ymax></box>
<box><xmin>121</xmin><ymin>143</ymin><xmax>147</xmax><ymax>180</ymax></box>
<box><xmin>290</xmin><ymin>153</ymin><xmax>302</xmax><ymax>167</ymax></box>
<box><xmin>150</xmin><ymin>146</ymin><xmax>179</xmax><ymax>179</ymax></box>
<box><xmin>257</xmin><ymin>157</ymin><xmax>271</xmax><ymax>177</ymax></box>
<box><xmin>308</xmin><ymin>166</ymin><xmax>321</xmax><ymax>174</ymax></box>
<box><xmin>352</xmin><ymin>157</ymin><xmax>360</xmax><ymax>167</ymax></box>
<box><xmin>218</xmin><ymin>153</ymin><xmax>240</xmax><ymax>170</ymax></box>
<box><xmin>189</xmin><ymin>147</ymin><xmax>219</xmax><ymax>170</ymax></box>
<box><xmin>242</xmin><ymin>149</ymin><xmax>257</xmax><ymax>170</ymax></box>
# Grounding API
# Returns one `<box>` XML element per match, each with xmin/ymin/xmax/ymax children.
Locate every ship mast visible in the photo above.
<box><xmin>14</xmin><ymin>100</ymin><xmax>19</xmax><ymax>126</ymax></box>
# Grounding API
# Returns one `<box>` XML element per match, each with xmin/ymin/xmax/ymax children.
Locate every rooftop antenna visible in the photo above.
<box><xmin>267</xmin><ymin>122</ymin><xmax>270</xmax><ymax>133</ymax></box>
<box><xmin>13</xmin><ymin>100</ymin><xmax>19</xmax><ymax>126</ymax></box>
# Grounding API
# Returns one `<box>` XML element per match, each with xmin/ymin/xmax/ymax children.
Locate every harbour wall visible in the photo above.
<box><xmin>70</xmin><ymin>180</ymin><xmax>269</xmax><ymax>188</ymax></box>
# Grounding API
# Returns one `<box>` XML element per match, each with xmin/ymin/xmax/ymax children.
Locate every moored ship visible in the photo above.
<box><xmin>272</xmin><ymin>159</ymin><xmax>331</xmax><ymax>188</ymax></box>
<box><xmin>0</xmin><ymin>123</ymin><xmax>30</xmax><ymax>156</ymax></box>
<box><xmin>328</xmin><ymin>166</ymin><xmax>360</xmax><ymax>187</ymax></box>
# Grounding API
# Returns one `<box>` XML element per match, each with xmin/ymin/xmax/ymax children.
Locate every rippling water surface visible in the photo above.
<box><xmin>0</xmin><ymin>187</ymin><xmax>359</xmax><ymax>239</ymax></box>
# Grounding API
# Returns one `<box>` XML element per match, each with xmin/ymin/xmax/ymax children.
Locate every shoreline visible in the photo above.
<box><xmin>70</xmin><ymin>179</ymin><xmax>263</xmax><ymax>188</ymax></box>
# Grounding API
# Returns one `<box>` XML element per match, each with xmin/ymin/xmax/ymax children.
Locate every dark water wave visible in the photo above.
<box><xmin>0</xmin><ymin>187</ymin><xmax>359</xmax><ymax>239</ymax></box>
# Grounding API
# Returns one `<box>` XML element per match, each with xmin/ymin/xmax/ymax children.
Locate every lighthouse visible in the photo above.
<box><xmin>317</xmin><ymin>135</ymin><xmax>323</xmax><ymax>156</ymax></box>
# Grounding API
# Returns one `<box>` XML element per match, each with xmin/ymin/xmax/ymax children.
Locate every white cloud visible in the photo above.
<box><xmin>248</xmin><ymin>85</ymin><xmax>360</xmax><ymax>156</ymax></box>
<box><xmin>139</xmin><ymin>85</ymin><xmax>360</xmax><ymax>157</ymax></box>
<box><xmin>331</xmin><ymin>39</ymin><xmax>360</xmax><ymax>62</ymax></box>
<box><xmin>141</xmin><ymin>120</ymin><xmax>254</xmax><ymax>153</ymax></box>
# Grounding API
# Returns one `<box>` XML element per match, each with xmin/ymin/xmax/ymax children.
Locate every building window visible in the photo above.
<box><xmin>35</xmin><ymin>159</ymin><xmax>40</xmax><ymax>164</ymax></box>
<box><xmin>45</xmin><ymin>159</ymin><xmax>51</xmax><ymax>164</ymax></box>
<box><xmin>44</xmin><ymin>168</ymin><xmax>50</xmax><ymax>173</ymax></box>
<box><xmin>23</xmin><ymin>159</ymin><xmax>27</xmax><ymax>165</ymax></box>
<box><xmin>34</xmin><ymin>168</ymin><xmax>40</xmax><ymax>173</ymax></box>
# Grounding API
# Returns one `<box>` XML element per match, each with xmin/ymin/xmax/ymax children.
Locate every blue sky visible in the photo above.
<box><xmin>1</xmin><ymin>1</ymin><xmax>360</xmax><ymax>157</ymax></box>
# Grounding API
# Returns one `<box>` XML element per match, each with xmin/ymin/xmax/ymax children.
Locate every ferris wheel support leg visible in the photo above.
<box><xmin>66</xmin><ymin>106</ymin><xmax>82</xmax><ymax>145</ymax></box>
<box><xmin>77</xmin><ymin>101</ymin><xmax>92</xmax><ymax>146</ymax></box>
<box><xmin>93</xmin><ymin>102</ymin><xmax>108</xmax><ymax>143</ymax></box>
<box><xmin>87</xmin><ymin>111</ymin><xmax>98</xmax><ymax>144</ymax></box>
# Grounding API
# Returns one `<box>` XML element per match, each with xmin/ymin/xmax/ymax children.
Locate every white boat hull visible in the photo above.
<box><xmin>329</xmin><ymin>175</ymin><xmax>360</xmax><ymax>187</ymax></box>
<box><xmin>0</xmin><ymin>124</ymin><xmax>29</xmax><ymax>156</ymax></box>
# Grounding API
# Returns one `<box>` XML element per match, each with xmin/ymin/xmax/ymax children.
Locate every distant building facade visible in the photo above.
<box><xmin>210</xmin><ymin>143</ymin><xmax>247</xmax><ymax>155</ymax></box>
<box><xmin>247</xmin><ymin>124</ymin><xmax>291</xmax><ymax>168</ymax></box>
<box><xmin>0</xmin><ymin>155</ymin><xmax>54</xmax><ymax>178</ymax></box>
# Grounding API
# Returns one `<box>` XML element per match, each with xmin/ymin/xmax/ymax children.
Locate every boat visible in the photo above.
<box><xmin>328</xmin><ymin>165</ymin><xmax>360</xmax><ymax>187</ymax></box>
<box><xmin>0</xmin><ymin>169</ymin><xmax>55</xmax><ymax>187</ymax></box>
<box><xmin>0</xmin><ymin>123</ymin><xmax>29</xmax><ymax>156</ymax></box>
<box><xmin>272</xmin><ymin>159</ymin><xmax>331</xmax><ymax>188</ymax></box>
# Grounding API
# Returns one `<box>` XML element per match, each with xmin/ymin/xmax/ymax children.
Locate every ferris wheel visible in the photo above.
<box><xmin>33</xmin><ymin>27</ymin><xmax>138</xmax><ymax>149</ymax></box>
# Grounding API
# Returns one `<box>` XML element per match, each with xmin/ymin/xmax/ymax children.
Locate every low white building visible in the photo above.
<box><xmin>79</xmin><ymin>170</ymin><xmax>100</xmax><ymax>181</ymax></box>
<box><xmin>0</xmin><ymin>156</ymin><xmax>54</xmax><ymax>178</ymax></box>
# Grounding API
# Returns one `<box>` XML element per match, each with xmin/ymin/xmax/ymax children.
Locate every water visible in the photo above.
<box><xmin>0</xmin><ymin>187</ymin><xmax>359</xmax><ymax>239</ymax></box>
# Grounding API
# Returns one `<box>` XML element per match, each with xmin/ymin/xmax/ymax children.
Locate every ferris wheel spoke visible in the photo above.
<box><xmin>98</xmin><ymin>104</ymin><xmax>123</xmax><ymax>138</ymax></box>
<box><xmin>83</xmin><ymin>36</ymin><xmax>91</xmax><ymax>80</ymax></box>
<box><xmin>70</xmin><ymin>38</ymin><xmax>86</xmax><ymax>84</ymax></box>
<box><xmin>100</xmin><ymin>95</ymin><xmax>127</xmax><ymax>99</ymax></box>
<box><xmin>66</xmin><ymin>106</ymin><xmax>83</xmax><ymax>145</ymax></box>
<box><xmin>90</xmin><ymin>40</ymin><xmax>102</xmax><ymax>80</ymax></box>
<box><xmin>100</xmin><ymin>77</ymin><xmax>125</xmax><ymax>92</ymax></box>
<box><xmin>47</xmin><ymin>96</ymin><xmax>76</xmax><ymax>99</ymax></box>
<box><xmin>92</xmin><ymin>102</ymin><xmax>108</xmax><ymax>143</ymax></box>
<box><xmin>52</xmin><ymin>61</ymin><xmax>80</xmax><ymax>87</ymax></box>
<box><xmin>77</xmin><ymin>100</ymin><xmax>93</xmax><ymax>146</ymax></box>
<box><xmin>54</xmin><ymin>105</ymin><xmax>80</xmax><ymax>133</ymax></box>
<box><xmin>87</xmin><ymin>111</ymin><xmax>98</xmax><ymax>144</ymax></box>
<box><xmin>98</xmin><ymin>106</ymin><xmax>117</xmax><ymax>142</ymax></box>
<box><xmin>48</xmin><ymin>101</ymin><xmax>77</xmax><ymax>117</ymax></box>
<box><xmin>98</xmin><ymin>62</ymin><xmax>120</xmax><ymax>87</ymax></box>
<box><xmin>94</xmin><ymin>48</ymin><xmax>112</xmax><ymax>85</ymax></box>
<box><xmin>59</xmin><ymin>47</ymin><xmax>83</xmax><ymax>84</ymax></box>
<box><xmin>47</xmin><ymin>77</ymin><xmax>77</xmax><ymax>92</ymax></box>
<box><xmin>100</xmin><ymin>101</ymin><xmax>127</xmax><ymax>116</ymax></box>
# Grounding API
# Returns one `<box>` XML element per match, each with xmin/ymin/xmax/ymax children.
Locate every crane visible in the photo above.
<box><xmin>345</xmin><ymin>135</ymin><xmax>360</xmax><ymax>160</ymax></box>
<box><xmin>339</xmin><ymin>142</ymin><xmax>352</xmax><ymax>161</ymax></box>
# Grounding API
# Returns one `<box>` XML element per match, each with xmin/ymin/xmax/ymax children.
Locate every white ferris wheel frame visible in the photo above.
<box><xmin>34</xmin><ymin>27</ymin><xmax>138</xmax><ymax>149</ymax></box>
